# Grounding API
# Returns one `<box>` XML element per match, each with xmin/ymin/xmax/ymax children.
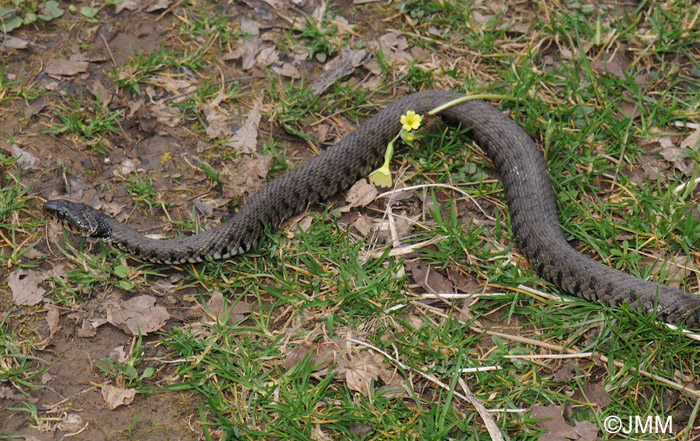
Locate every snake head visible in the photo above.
<box><xmin>44</xmin><ymin>199</ymin><xmax>107</xmax><ymax>237</ymax></box>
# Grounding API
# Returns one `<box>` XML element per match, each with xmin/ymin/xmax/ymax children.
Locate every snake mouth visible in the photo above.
<box><xmin>45</xmin><ymin>210</ymin><xmax>80</xmax><ymax>235</ymax></box>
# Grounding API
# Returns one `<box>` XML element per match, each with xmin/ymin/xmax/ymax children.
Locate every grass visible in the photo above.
<box><xmin>43</xmin><ymin>92</ymin><xmax>124</xmax><ymax>154</ymax></box>
<box><xmin>2</xmin><ymin>0</ymin><xmax>700</xmax><ymax>439</ymax></box>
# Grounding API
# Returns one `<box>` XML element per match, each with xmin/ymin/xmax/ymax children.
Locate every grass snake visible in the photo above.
<box><xmin>44</xmin><ymin>90</ymin><xmax>700</xmax><ymax>327</ymax></box>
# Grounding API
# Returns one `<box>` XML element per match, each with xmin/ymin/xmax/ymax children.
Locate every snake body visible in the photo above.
<box><xmin>45</xmin><ymin>91</ymin><xmax>700</xmax><ymax>327</ymax></box>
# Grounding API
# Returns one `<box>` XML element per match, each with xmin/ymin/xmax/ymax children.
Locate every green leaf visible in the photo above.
<box><xmin>0</xmin><ymin>15</ymin><xmax>23</xmax><ymax>32</ymax></box>
<box><xmin>23</xmin><ymin>12</ymin><xmax>37</xmax><ymax>25</ymax></box>
<box><xmin>141</xmin><ymin>367</ymin><xmax>155</xmax><ymax>379</ymax></box>
<box><xmin>118</xmin><ymin>280</ymin><xmax>135</xmax><ymax>291</ymax></box>
<box><xmin>80</xmin><ymin>7</ymin><xmax>98</xmax><ymax>19</ymax></box>
<box><xmin>124</xmin><ymin>365</ymin><xmax>138</xmax><ymax>380</ymax></box>
<box><xmin>38</xmin><ymin>1</ymin><xmax>64</xmax><ymax>21</ymax></box>
<box><xmin>114</xmin><ymin>264</ymin><xmax>130</xmax><ymax>279</ymax></box>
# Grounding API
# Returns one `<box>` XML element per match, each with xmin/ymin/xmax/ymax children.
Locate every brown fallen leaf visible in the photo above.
<box><xmin>681</xmin><ymin>126</ymin><xmax>700</xmax><ymax>150</ymax></box>
<box><xmin>531</xmin><ymin>404</ymin><xmax>598</xmax><ymax>441</ymax></box>
<box><xmin>115</xmin><ymin>0</ymin><xmax>139</xmax><ymax>13</ymax></box>
<box><xmin>202</xmin><ymin>291</ymin><xmax>253</xmax><ymax>323</ymax></box>
<box><xmin>227</xmin><ymin>99</ymin><xmax>262</xmax><ymax>154</ymax></box>
<box><xmin>145</xmin><ymin>0</ymin><xmax>171</xmax><ymax>12</ymax></box>
<box><xmin>405</xmin><ymin>261</ymin><xmax>454</xmax><ymax>295</ymax></box>
<box><xmin>105</xmin><ymin>295</ymin><xmax>170</xmax><ymax>336</ymax></box>
<box><xmin>148</xmin><ymin>101</ymin><xmax>182</xmax><ymax>128</ymax></box>
<box><xmin>285</xmin><ymin>343</ymin><xmax>313</xmax><ymax>371</ymax></box>
<box><xmin>56</xmin><ymin>413</ymin><xmax>84</xmax><ymax>432</ymax></box>
<box><xmin>272</xmin><ymin>62</ymin><xmax>301</xmax><ymax>79</ymax></box>
<box><xmin>256</xmin><ymin>46</ymin><xmax>279</xmax><ymax>67</ymax></box>
<box><xmin>102</xmin><ymin>384</ymin><xmax>136</xmax><ymax>410</ymax></box>
<box><xmin>0</xmin><ymin>34</ymin><xmax>29</xmax><ymax>52</ymax></box>
<box><xmin>591</xmin><ymin>50</ymin><xmax>629</xmax><ymax>80</ymax></box>
<box><xmin>77</xmin><ymin>318</ymin><xmax>99</xmax><ymax>338</ymax></box>
<box><xmin>45</xmin><ymin>58</ymin><xmax>89</xmax><ymax>76</ymax></box>
<box><xmin>204</xmin><ymin>91</ymin><xmax>233</xmax><ymax>139</ymax></box>
<box><xmin>46</xmin><ymin>306</ymin><xmax>61</xmax><ymax>340</ymax></box>
<box><xmin>571</xmin><ymin>383</ymin><xmax>611</xmax><ymax>408</ymax></box>
<box><xmin>220</xmin><ymin>154</ymin><xmax>273</xmax><ymax>201</ymax></box>
<box><xmin>344</xmin><ymin>179</ymin><xmax>378</xmax><ymax>209</ymax></box>
<box><xmin>344</xmin><ymin>351</ymin><xmax>384</xmax><ymax>394</ymax></box>
<box><xmin>311</xmin><ymin>46</ymin><xmax>369</xmax><ymax>96</ymax></box>
<box><xmin>352</xmin><ymin>214</ymin><xmax>374</xmax><ymax>236</ymax></box>
<box><xmin>242</xmin><ymin>38</ymin><xmax>263</xmax><ymax>70</ymax></box>
<box><xmin>8</xmin><ymin>268</ymin><xmax>48</xmax><ymax>306</ymax></box>
<box><xmin>10</xmin><ymin>144</ymin><xmax>40</xmax><ymax>170</ymax></box>
<box><xmin>90</xmin><ymin>79</ymin><xmax>112</xmax><ymax>104</ymax></box>
<box><xmin>552</xmin><ymin>360</ymin><xmax>577</xmax><ymax>382</ymax></box>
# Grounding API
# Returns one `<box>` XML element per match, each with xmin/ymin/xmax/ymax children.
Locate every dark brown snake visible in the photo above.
<box><xmin>45</xmin><ymin>90</ymin><xmax>700</xmax><ymax>327</ymax></box>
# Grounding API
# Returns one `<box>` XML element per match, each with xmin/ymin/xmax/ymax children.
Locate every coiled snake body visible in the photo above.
<box><xmin>45</xmin><ymin>91</ymin><xmax>700</xmax><ymax>327</ymax></box>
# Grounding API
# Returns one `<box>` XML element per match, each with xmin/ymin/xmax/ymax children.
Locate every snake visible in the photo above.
<box><xmin>44</xmin><ymin>90</ymin><xmax>700</xmax><ymax>327</ymax></box>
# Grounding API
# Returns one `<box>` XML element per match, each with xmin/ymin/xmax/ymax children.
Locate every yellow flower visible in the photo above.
<box><xmin>400</xmin><ymin>111</ymin><xmax>422</xmax><ymax>132</ymax></box>
<box><xmin>369</xmin><ymin>164</ymin><xmax>392</xmax><ymax>188</ymax></box>
<box><xmin>400</xmin><ymin>130</ymin><xmax>415</xmax><ymax>143</ymax></box>
<box><xmin>369</xmin><ymin>136</ymin><xmax>396</xmax><ymax>188</ymax></box>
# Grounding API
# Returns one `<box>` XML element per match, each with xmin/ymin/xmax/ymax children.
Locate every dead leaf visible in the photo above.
<box><xmin>446</xmin><ymin>267</ymin><xmax>479</xmax><ymax>294</ymax></box>
<box><xmin>90</xmin><ymin>79</ymin><xmax>112</xmax><ymax>104</ymax></box>
<box><xmin>107</xmin><ymin>345</ymin><xmax>130</xmax><ymax>363</ymax></box>
<box><xmin>370</xmin><ymin>31</ymin><xmax>411</xmax><ymax>65</ymax></box>
<box><xmin>0</xmin><ymin>35</ymin><xmax>29</xmax><ymax>52</ymax></box>
<box><xmin>101</xmin><ymin>384</ymin><xmax>136</xmax><ymax>410</ymax></box>
<box><xmin>344</xmin><ymin>352</ymin><xmax>383</xmax><ymax>394</ymax></box>
<box><xmin>204</xmin><ymin>92</ymin><xmax>233</xmax><ymax>139</ymax></box>
<box><xmin>46</xmin><ymin>306</ymin><xmax>61</xmax><ymax>340</ymax></box>
<box><xmin>531</xmin><ymin>404</ymin><xmax>598</xmax><ymax>441</ymax></box>
<box><xmin>406</xmin><ymin>261</ymin><xmax>454</xmax><ymax>295</ymax></box>
<box><xmin>148</xmin><ymin>101</ymin><xmax>182</xmax><ymax>128</ymax></box>
<box><xmin>352</xmin><ymin>214</ymin><xmax>373</xmax><ymax>236</ymax></box>
<box><xmin>10</xmin><ymin>144</ymin><xmax>39</xmax><ymax>170</ymax></box>
<box><xmin>272</xmin><ymin>62</ymin><xmax>301</xmax><ymax>79</ymax></box>
<box><xmin>311</xmin><ymin>46</ymin><xmax>369</xmax><ymax>96</ymax></box>
<box><xmin>220</xmin><ymin>154</ymin><xmax>273</xmax><ymax>201</ymax></box>
<box><xmin>23</xmin><ymin>101</ymin><xmax>46</xmax><ymax>118</ymax></box>
<box><xmin>227</xmin><ymin>99</ymin><xmax>262</xmax><ymax>154</ymax></box>
<box><xmin>145</xmin><ymin>0</ymin><xmax>171</xmax><ymax>12</ymax></box>
<box><xmin>240</xmin><ymin>16</ymin><xmax>261</xmax><ymax>36</ymax></box>
<box><xmin>681</xmin><ymin>126</ymin><xmax>700</xmax><ymax>150</ymax></box>
<box><xmin>56</xmin><ymin>413</ymin><xmax>84</xmax><ymax>432</ymax></box>
<box><xmin>150</xmin><ymin>74</ymin><xmax>192</xmax><ymax>93</ymax></box>
<box><xmin>256</xmin><ymin>46</ymin><xmax>279</xmax><ymax>66</ymax></box>
<box><xmin>552</xmin><ymin>360</ymin><xmax>577</xmax><ymax>382</ymax></box>
<box><xmin>285</xmin><ymin>343</ymin><xmax>313</xmax><ymax>371</ymax></box>
<box><xmin>659</xmin><ymin>146</ymin><xmax>696</xmax><ymax>176</ymax></box>
<box><xmin>115</xmin><ymin>0</ymin><xmax>139</xmax><ymax>13</ymax></box>
<box><xmin>296</xmin><ymin>215</ymin><xmax>315</xmax><ymax>232</ymax></box>
<box><xmin>45</xmin><ymin>58</ymin><xmax>89</xmax><ymax>76</ymax></box>
<box><xmin>105</xmin><ymin>295</ymin><xmax>170</xmax><ymax>336</ymax></box>
<box><xmin>193</xmin><ymin>198</ymin><xmax>214</xmax><ymax>217</ymax></box>
<box><xmin>591</xmin><ymin>51</ymin><xmax>629</xmax><ymax>79</ymax></box>
<box><xmin>572</xmin><ymin>383</ymin><xmax>611</xmax><ymax>408</ymax></box>
<box><xmin>344</xmin><ymin>179</ymin><xmax>378</xmax><ymax>209</ymax></box>
<box><xmin>301</xmin><ymin>339</ymin><xmax>351</xmax><ymax>375</ymax></box>
<box><xmin>8</xmin><ymin>269</ymin><xmax>48</xmax><ymax>306</ymax></box>
<box><xmin>242</xmin><ymin>38</ymin><xmax>263</xmax><ymax>70</ymax></box>
<box><xmin>223</xmin><ymin>44</ymin><xmax>247</xmax><ymax>61</ymax></box>
<box><xmin>77</xmin><ymin>318</ymin><xmax>99</xmax><ymax>338</ymax></box>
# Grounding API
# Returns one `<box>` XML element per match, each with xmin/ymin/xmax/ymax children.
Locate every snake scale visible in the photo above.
<box><xmin>45</xmin><ymin>90</ymin><xmax>700</xmax><ymax>327</ymax></box>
